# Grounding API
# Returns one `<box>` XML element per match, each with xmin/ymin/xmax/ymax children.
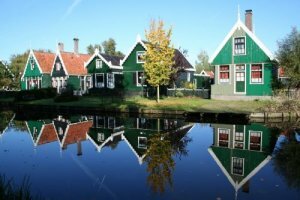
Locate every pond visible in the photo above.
<box><xmin>0</xmin><ymin>110</ymin><xmax>300</xmax><ymax>200</ymax></box>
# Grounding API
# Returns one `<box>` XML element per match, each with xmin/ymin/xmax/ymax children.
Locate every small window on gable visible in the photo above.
<box><xmin>56</xmin><ymin>62</ymin><xmax>61</xmax><ymax>71</ymax></box>
<box><xmin>232</xmin><ymin>157</ymin><xmax>244</xmax><ymax>176</ymax></box>
<box><xmin>138</xmin><ymin>136</ymin><xmax>147</xmax><ymax>149</ymax></box>
<box><xmin>96</xmin><ymin>59</ymin><xmax>102</xmax><ymax>69</ymax></box>
<box><xmin>234</xmin><ymin>37</ymin><xmax>246</xmax><ymax>55</ymax></box>
<box><xmin>97</xmin><ymin>133</ymin><xmax>105</xmax><ymax>142</ymax></box>
<box><xmin>136</xmin><ymin>51</ymin><xmax>145</xmax><ymax>63</ymax></box>
<box><xmin>251</xmin><ymin>64</ymin><xmax>263</xmax><ymax>83</ymax></box>
<box><xmin>30</xmin><ymin>59</ymin><xmax>35</xmax><ymax>70</ymax></box>
<box><xmin>219</xmin><ymin>65</ymin><xmax>230</xmax><ymax>83</ymax></box>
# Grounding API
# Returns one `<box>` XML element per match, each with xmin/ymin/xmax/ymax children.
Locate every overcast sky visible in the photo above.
<box><xmin>1</xmin><ymin>0</ymin><xmax>299</xmax><ymax>65</ymax></box>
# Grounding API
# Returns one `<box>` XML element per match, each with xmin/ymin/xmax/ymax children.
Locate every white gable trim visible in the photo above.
<box><xmin>50</xmin><ymin>50</ymin><xmax>69</xmax><ymax>76</ymax></box>
<box><xmin>21</xmin><ymin>50</ymin><xmax>43</xmax><ymax>79</ymax></box>
<box><xmin>209</xmin><ymin>19</ymin><xmax>274</xmax><ymax>63</ymax></box>
<box><xmin>120</xmin><ymin>35</ymin><xmax>147</xmax><ymax>66</ymax></box>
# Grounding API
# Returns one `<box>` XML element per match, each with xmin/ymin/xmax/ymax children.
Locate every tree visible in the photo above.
<box><xmin>144</xmin><ymin>19</ymin><xmax>175</xmax><ymax>103</ymax></box>
<box><xmin>9</xmin><ymin>51</ymin><xmax>29</xmax><ymax>89</ymax></box>
<box><xmin>195</xmin><ymin>50</ymin><xmax>210</xmax><ymax>73</ymax></box>
<box><xmin>102</xmin><ymin>38</ymin><xmax>124</xmax><ymax>57</ymax></box>
<box><xmin>276</xmin><ymin>27</ymin><xmax>300</xmax><ymax>88</ymax></box>
<box><xmin>86</xmin><ymin>44</ymin><xmax>101</xmax><ymax>55</ymax></box>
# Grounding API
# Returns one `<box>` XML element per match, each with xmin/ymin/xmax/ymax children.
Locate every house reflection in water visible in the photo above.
<box><xmin>208</xmin><ymin>123</ymin><xmax>272</xmax><ymax>197</ymax></box>
<box><xmin>87</xmin><ymin>116</ymin><xmax>193</xmax><ymax>164</ymax></box>
<box><xmin>26</xmin><ymin>115</ymin><xmax>93</xmax><ymax>156</ymax></box>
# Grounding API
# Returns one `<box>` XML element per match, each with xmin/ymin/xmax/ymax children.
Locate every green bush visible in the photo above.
<box><xmin>175</xmin><ymin>91</ymin><xmax>184</xmax><ymax>97</ymax></box>
<box><xmin>14</xmin><ymin>88</ymin><xmax>56</xmax><ymax>102</ymax></box>
<box><xmin>54</xmin><ymin>90</ymin><xmax>78</xmax><ymax>102</ymax></box>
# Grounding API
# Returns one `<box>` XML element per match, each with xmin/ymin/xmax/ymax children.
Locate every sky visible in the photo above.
<box><xmin>0</xmin><ymin>0</ymin><xmax>300</xmax><ymax>65</ymax></box>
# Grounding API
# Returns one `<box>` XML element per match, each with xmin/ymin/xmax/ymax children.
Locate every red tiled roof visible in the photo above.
<box><xmin>278</xmin><ymin>67</ymin><xmax>286</xmax><ymax>78</ymax></box>
<box><xmin>38</xmin><ymin>124</ymin><xmax>57</xmax><ymax>145</ymax></box>
<box><xmin>33</xmin><ymin>51</ymin><xmax>55</xmax><ymax>73</ymax></box>
<box><xmin>60</xmin><ymin>52</ymin><xmax>90</xmax><ymax>75</ymax></box>
<box><xmin>63</xmin><ymin>120</ymin><xmax>93</xmax><ymax>146</ymax></box>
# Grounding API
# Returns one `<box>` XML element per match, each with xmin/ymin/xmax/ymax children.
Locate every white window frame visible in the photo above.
<box><xmin>30</xmin><ymin>59</ymin><xmax>35</xmax><ymax>70</ymax></box>
<box><xmin>55</xmin><ymin>62</ymin><xmax>61</xmax><ymax>71</ymax></box>
<box><xmin>138</xmin><ymin>136</ymin><xmax>147</xmax><ymax>149</ymax></box>
<box><xmin>136</xmin><ymin>51</ymin><xmax>145</xmax><ymax>64</ymax></box>
<box><xmin>96</xmin><ymin>116</ymin><xmax>105</xmax><ymax>128</ymax></box>
<box><xmin>233</xmin><ymin>126</ymin><xmax>245</xmax><ymax>149</ymax></box>
<box><xmin>97</xmin><ymin>133</ymin><xmax>105</xmax><ymax>142</ymax></box>
<box><xmin>233</xmin><ymin>36</ymin><xmax>246</xmax><ymax>55</ymax></box>
<box><xmin>217</xmin><ymin>128</ymin><xmax>230</xmax><ymax>147</ymax></box>
<box><xmin>95</xmin><ymin>73</ymin><xmax>105</xmax><ymax>88</ymax></box>
<box><xmin>86</xmin><ymin>75</ymin><xmax>93</xmax><ymax>89</ymax></box>
<box><xmin>96</xmin><ymin>59</ymin><xmax>103</xmax><ymax>69</ymax></box>
<box><xmin>219</xmin><ymin>65</ymin><xmax>230</xmax><ymax>83</ymax></box>
<box><xmin>136</xmin><ymin>71</ymin><xmax>144</xmax><ymax>86</ymax></box>
<box><xmin>250</xmin><ymin>64</ymin><xmax>264</xmax><ymax>84</ymax></box>
<box><xmin>108</xmin><ymin>117</ymin><xmax>115</xmax><ymax>129</ymax></box>
<box><xmin>248</xmin><ymin>130</ymin><xmax>262</xmax><ymax>151</ymax></box>
<box><xmin>231</xmin><ymin>157</ymin><xmax>244</xmax><ymax>176</ymax></box>
<box><xmin>107</xmin><ymin>73</ymin><xmax>115</xmax><ymax>89</ymax></box>
<box><xmin>187</xmin><ymin>72</ymin><xmax>191</xmax><ymax>82</ymax></box>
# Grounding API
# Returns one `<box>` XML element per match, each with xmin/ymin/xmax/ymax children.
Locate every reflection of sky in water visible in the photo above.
<box><xmin>0</xmin><ymin>116</ymin><xmax>300</xmax><ymax>200</ymax></box>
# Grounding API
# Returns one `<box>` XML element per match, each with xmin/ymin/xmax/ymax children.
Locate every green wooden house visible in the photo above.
<box><xmin>209</xmin><ymin>10</ymin><xmax>277</xmax><ymax>100</ymax></box>
<box><xmin>87</xmin><ymin>115</ymin><xmax>124</xmax><ymax>152</ymax></box>
<box><xmin>50</xmin><ymin>39</ymin><xmax>91</xmax><ymax>94</ymax></box>
<box><xmin>208</xmin><ymin>123</ymin><xmax>272</xmax><ymax>195</ymax></box>
<box><xmin>84</xmin><ymin>48</ymin><xmax>124</xmax><ymax>90</ymax></box>
<box><xmin>21</xmin><ymin>50</ymin><xmax>55</xmax><ymax>90</ymax></box>
<box><xmin>121</xmin><ymin>35</ymin><xmax>195</xmax><ymax>96</ymax></box>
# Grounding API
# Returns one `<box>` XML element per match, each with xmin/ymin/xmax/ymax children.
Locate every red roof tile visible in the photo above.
<box><xmin>33</xmin><ymin>51</ymin><xmax>55</xmax><ymax>73</ymax></box>
<box><xmin>60</xmin><ymin>52</ymin><xmax>90</xmax><ymax>75</ymax></box>
<box><xmin>63</xmin><ymin>120</ymin><xmax>93</xmax><ymax>146</ymax></box>
<box><xmin>38</xmin><ymin>124</ymin><xmax>57</xmax><ymax>145</ymax></box>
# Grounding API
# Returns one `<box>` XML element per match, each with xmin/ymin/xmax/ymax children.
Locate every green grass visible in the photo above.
<box><xmin>18</xmin><ymin>96</ymin><xmax>271</xmax><ymax>114</ymax></box>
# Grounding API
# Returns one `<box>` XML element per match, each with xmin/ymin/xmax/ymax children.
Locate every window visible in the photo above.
<box><xmin>107</xmin><ymin>73</ymin><xmax>115</xmax><ymax>89</ymax></box>
<box><xmin>86</xmin><ymin>76</ymin><xmax>92</xmax><ymax>89</ymax></box>
<box><xmin>96</xmin><ymin>116</ymin><xmax>105</xmax><ymax>128</ymax></box>
<box><xmin>218</xmin><ymin>128</ymin><xmax>230</xmax><ymax>147</ymax></box>
<box><xmin>33</xmin><ymin>127</ymin><xmax>37</xmax><ymax>136</ymax></box>
<box><xmin>96</xmin><ymin>59</ymin><xmax>102</xmax><ymax>69</ymax></box>
<box><xmin>58</xmin><ymin>127</ymin><xmax>64</xmax><ymax>135</ymax></box>
<box><xmin>95</xmin><ymin>74</ymin><xmax>104</xmax><ymax>88</ymax></box>
<box><xmin>97</xmin><ymin>133</ymin><xmax>105</xmax><ymax>142</ymax></box>
<box><xmin>187</xmin><ymin>72</ymin><xmax>191</xmax><ymax>82</ymax></box>
<box><xmin>249</xmin><ymin>131</ymin><xmax>262</xmax><ymax>151</ymax></box>
<box><xmin>251</xmin><ymin>64</ymin><xmax>263</xmax><ymax>83</ymax></box>
<box><xmin>136</xmin><ymin>71</ymin><xmax>144</xmax><ymax>86</ymax></box>
<box><xmin>219</xmin><ymin>65</ymin><xmax>230</xmax><ymax>83</ymax></box>
<box><xmin>234</xmin><ymin>37</ymin><xmax>246</xmax><ymax>55</ymax></box>
<box><xmin>138</xmin><ymin>137</ymin><xmax>147</xmax><ymax>149</ymax></box>
<box><xmin>108</xmin><ymin>117</ymin><xmax>115</xmax><ymax>129</ymax></box>
<box><xmin>232</xmin><ymin>157</ymin><xmax>244</xmax><ymax>176</ymax></box>
<box><xmin>30</xmin><ymin>59</ymin><xmax>35</xmax><ymax>70</ymax></box>
<box><xmin>136</xmin><ymin>51</ymin><xmax>145</xmax><ymax>63</ymax></box>
<box><xmin>52</xmin><ymin>78</ymin><xmax>57</xmax><ymax>87</ymax></box>
<box><xmin>234</xmin><ymin>132</ymin><xmax>244</xmax><ymax>149</ymax></box>
<box><xmin>56</xmin><ymin>62</ymin><xmax>61</xmax><ymax>71</ymax></box>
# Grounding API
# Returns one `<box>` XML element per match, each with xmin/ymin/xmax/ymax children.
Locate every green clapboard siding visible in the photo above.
<box><xmin>87</xmin><ymin>56</ymin><xmax>111</xmax><ymax>74</ymax></box>
<box><xmin>24</xmin><ymin>56</ymin><xmax>42</xmax><ymax>77</ymax></box>
<box><xmin>42</xmin><ymin>74</ymin><xmax>51</xmax><ymax>88</ymax></box>
<box><xmin>21</xmin><ymin>80</ymin><xmax>26</xmax><ymax>90</ymax></box>
<box><xmin>67</xmin><ymin>76</ymin><xmax>80</xmax><ymax>90</ymax></box>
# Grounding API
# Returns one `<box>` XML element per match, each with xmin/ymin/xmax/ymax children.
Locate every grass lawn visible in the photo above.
<box><xmin>19</xmin><ymin>96</ymin><xmax>270</xmax><ymax>114</ymax></box>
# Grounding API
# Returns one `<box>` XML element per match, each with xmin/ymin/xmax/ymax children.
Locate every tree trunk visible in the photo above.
<box><xmin>157</xmin><ymin>85</ymin><xmax>160</xmax><ymax>103</ymax></box>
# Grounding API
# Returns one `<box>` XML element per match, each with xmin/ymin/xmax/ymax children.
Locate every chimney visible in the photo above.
<box><xmin>73</xmin><ymin>38</ymin><xmax>79</xmax><ymax>54</ymax></box>
<box><xmin>58</xmin><ymin>42</ymin><xmax>64</xmax><ymax>52</ymax></box>
<box><xmin>245</xmin><ymin>9</ymin><xmax>253</xmax><ymax>32</ymax></box>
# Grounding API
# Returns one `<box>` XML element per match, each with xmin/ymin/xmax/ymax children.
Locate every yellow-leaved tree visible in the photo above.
<box><xmin>144</xmin><ymin>19</ymin><xmax>175</xmax><ymax>102</ymax></box>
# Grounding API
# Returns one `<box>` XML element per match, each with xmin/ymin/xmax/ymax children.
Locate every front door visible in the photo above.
<box><xmin>235</xmin><ymin>65</ymin><xmax>245</xmax><ymax>93</ymax></box>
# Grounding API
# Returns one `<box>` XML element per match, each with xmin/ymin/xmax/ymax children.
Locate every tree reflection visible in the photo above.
<box><xmin>273</xmin><ymin>128</ymin><xmax>300</xmax><ymax>189</ymax></box>
<box><xmin>145</xmin><ymin>134</ymin><xmax>175</xmax><ymax>194</ymax></box>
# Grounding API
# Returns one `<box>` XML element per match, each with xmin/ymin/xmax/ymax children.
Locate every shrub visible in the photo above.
<box><xmin>175</xmin><ymin>91</ymin><xmax>184</xmax><ymax>97</ymax></box>
<box><xmin>54</xmin><ymin>90</ymin><xmax>78</xmax><ymax>103</ymax></box>
<box><xmin>14</xmin><ymin>88</ymin><xmax>56</xmax><ymax>102</ymax></box>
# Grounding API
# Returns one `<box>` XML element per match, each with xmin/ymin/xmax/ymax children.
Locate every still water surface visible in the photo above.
<box><xmin>0</xmin><ymin>111</ymin><xmax>299</xmax><ymax>200</ymax></box>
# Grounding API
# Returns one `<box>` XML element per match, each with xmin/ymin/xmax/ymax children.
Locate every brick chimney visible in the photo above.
<box><xmin>58</xmin><ymin>42</ymin><xmax>64</xmax><ymax>51</ymax></box>
<box><xmin>73</xmin><ymin>38</ymin><xmax>79</xmax><ymax>54</ymax></box>
<box><xmin>245</xmin><ymin>9</ymin><xmax>253</xmax><ymax>32</ymax></box>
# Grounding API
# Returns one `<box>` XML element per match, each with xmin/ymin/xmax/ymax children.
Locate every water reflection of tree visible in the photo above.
<box><xmin>145</xmin><ymin>132</ymin><xmax>191</xmax><ymax>194</ymax></box>
<box><xmin>145</xmin><ymin>134</ymin><xmax>175</xmax><ymax>194</ymax></box>
<box><xmin>273</xmin><ymin>128</ymin><xmax>300</xmax><ymax>189</ymax></box>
